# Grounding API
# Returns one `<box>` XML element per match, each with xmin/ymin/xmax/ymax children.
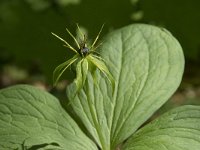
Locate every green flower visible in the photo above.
<box><xmin>52</xmin><ymin>24</ymin><xmax>115</xmax><ymax>93</ymax></box>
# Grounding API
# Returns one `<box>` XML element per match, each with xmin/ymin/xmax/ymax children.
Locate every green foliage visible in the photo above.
<box><xmin>1</xmin><ymin>24</ymin><xmax>200</xmax><ymax>150</ymax></box>
<box><xmin>123</xmin><ymin>105</ymin><xmax>200</xmax><ymax>150</ymax></box>
<box><xmin>0</xmin><ymin>85</ymin><xmax>97</xmax><ymax>150</ymax></box>
<box><xmin>67</xmin><ymin>24</ymin><xmax>185</xmax><ymax>149</ymax></box>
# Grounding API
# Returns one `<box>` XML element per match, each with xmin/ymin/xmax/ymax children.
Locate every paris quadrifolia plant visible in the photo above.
<box><xmin>52</xmin><ymin>24</ymin><xmax>115</xmax><ymax>93</ymax></box>
<box><xmin>1</xmin><ymin>24</ymin><xmax>200</xmax><ymax>150</ymax></box>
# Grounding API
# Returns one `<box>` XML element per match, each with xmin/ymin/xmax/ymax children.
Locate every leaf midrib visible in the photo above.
<box><xmin>110</xmin><ymin>30</ymin><xmax>125</xmax><ymax>146</ymax></box>
<box><xmin>112</xmin><ymin>28</ymin><xmax>150</xmax><ymax>147</ymax></box>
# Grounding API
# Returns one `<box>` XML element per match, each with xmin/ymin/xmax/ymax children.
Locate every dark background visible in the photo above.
<box><xmin>0</xmin><ymin>0</ymin><xmax>199</xmax><ymax>111</ymax></box>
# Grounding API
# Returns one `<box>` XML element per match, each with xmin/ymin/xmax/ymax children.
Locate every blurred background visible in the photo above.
<box><xmin>0</xmin><ymin>0</ymin><xmax>200</xmax><ymax>112</ymax></box>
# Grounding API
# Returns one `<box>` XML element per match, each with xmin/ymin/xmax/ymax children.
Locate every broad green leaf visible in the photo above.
<box><xmin>67</xmin><ymin>24</ymin><xmax>184</xmax><ymax>150</ymax></box>
<box><xmin>0</xmin><ymin>85</ymin><xmax>97</xmax><ymax>150</ymax></box>
<box><xmin>67</xmin><ymin>72</ymin><xmax>113</xmax><ymax>150</ymax></box>
<box><xmin>123</xmin><ymin>105</ymin><xmax>200</xmax><ymax>150</ymax></box>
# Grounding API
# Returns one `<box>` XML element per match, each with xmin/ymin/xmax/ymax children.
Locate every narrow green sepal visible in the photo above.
<box><xmin>75</xmin><ymin>58</ymin><xmax>89</xmax><ymax>92</ymax></box>
<box><xmin>87</xmin><ymin>55</ymin><xmax>115</xmax><ymax>94</ymax></box>
<box><xmin>53</xmin><ymin>54</ymin><xmax>79</xmax><ymax>86</ymax></box>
